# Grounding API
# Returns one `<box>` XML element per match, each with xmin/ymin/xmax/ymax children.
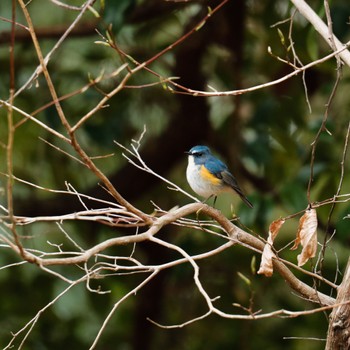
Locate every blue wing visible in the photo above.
<box><xmin>205</xmin><ymin>156</ymin><xmax>253</xmax><ymax>208</ymax></box>
<box><xmin>204</xmin><ymin>156</ymin><xmax>229</xmax><ymax>176</ymax></box>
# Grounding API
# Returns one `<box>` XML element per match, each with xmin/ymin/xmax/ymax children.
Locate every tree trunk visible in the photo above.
<box><xmin>326</xmin><ymin>258</ymin><xmax>350</xmax><ymax>350</ymax></box>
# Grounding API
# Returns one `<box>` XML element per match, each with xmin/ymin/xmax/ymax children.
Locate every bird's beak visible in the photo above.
<box><xmin>185</xmin><ymin>151</ymin><xmax>191</xmax><ymax>155</ymax></box>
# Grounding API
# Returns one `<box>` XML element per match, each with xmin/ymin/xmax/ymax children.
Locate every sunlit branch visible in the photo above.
<box><xmin>290</xmin><ymin>0</ymin><xmax>350</xmax><ymax>67</ymax></box>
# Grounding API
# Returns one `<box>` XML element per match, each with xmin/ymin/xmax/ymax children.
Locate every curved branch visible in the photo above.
<box><xmin>201</xmin><ymin>205</ymin><xmax>335</xmax><ymax>306</ymax></box>
<box><xmin>4</xmin><ymin>202</ymin><xmax>335</xmax><ymax>307</ymax></box>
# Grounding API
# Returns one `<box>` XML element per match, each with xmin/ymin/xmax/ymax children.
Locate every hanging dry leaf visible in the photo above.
<box><xmin>257</xmin><ymin>244</ymin><xmax>274</xmax><ymax>277</ymax></box>
<box><xmin>257</xmin><ymin>218</ymin><xmax>285</xmax><ymax>277</ymax></box>
<box><xmin>290</xmin><ymin>209</ymin><xmax>318</xmax><ymax>266</ymax></box>
<box><xmin>269</xmin><ymin>218</ymin><xmax>285</xmax><ymax>241</ymax></box>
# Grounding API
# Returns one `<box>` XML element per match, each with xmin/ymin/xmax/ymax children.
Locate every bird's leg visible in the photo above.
<box><xmin>213</xmin><ymin>195</ymin><xmax>217</xmax><ymax>208</ymax></box>
<box><xmin>201</xmin><ymin>195</ymin><xmax>217</xmax><ymax>208</ymax></box>
<box><xmin>202</xmin><ymin>195</ymin><xmax>213</xmax><ymax>205</ymax></box>
<box><xmin>196</xmin><ymin>195</ymin><xmax>212</xmax><ymax>220</ymax></box>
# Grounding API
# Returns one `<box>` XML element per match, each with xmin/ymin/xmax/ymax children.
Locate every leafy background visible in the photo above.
<box><xmin>0</xmin><ymin>0</ymin><xmax>350</xmax><ymax>349</ymax></box>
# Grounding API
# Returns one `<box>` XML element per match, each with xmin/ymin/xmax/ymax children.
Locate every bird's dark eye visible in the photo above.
<box><xmin>193</xmin><ymin>152</ymin><xmax>202</xmax><ymax>157</ymax></box>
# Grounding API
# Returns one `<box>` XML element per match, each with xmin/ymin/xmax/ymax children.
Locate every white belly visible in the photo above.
<box><xmin>186</xmin><ymin>156</ymin><xmax>223</xmax><ymax>198</ymax></box>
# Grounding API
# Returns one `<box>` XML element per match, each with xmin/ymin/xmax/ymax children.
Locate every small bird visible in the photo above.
<box><xmin>186</xmin><ymin>145</ymin><xmax>253</xmax><ymax>208</ymax></box>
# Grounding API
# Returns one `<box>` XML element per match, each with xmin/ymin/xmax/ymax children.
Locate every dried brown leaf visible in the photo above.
<box><xmin>269</xmin><ymin>218</ymin><xmax>285</xmax><ymax>241</ymax></box>
<box><xmin>290</xmin><ymin>209</ymin><xmax>318</xmax><ymax>266</ymax></box>
<box><xmin>257</xmin><ymin>218</ymin><xmax>285</xmax><ymax>277</ymax></box>
<box><xmin>257</xmin><ymin>244</ymin><xmax>274</xmax><ymax>277</ymax></box>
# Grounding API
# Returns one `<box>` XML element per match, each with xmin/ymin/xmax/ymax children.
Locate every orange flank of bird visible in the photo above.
<box><xmin>200</xmin><ymin>165</ymin><xmax>221</xmax><ymax>185</ymax></box>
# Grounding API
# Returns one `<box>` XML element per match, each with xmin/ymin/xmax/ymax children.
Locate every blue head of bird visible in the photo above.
<box><xmin>186</xmin><ymin>145</ymin><xmax>224</xmax><ymax>198</ymax></box>
<box><xmin>185</xmin><ymin>145</ymin><xmax>253</xmax><ymax>208</ymax></box>
<box><xmin>186</xmin><ymin>145</ymin><xmax>212</xmax><ymax>165</ymax></box>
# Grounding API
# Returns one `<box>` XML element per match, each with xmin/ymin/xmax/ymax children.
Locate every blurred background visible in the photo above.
<box><xmin>1</xmin><ymin>0</ymin><xmax>350</xmax><ymax>349</ymax></box>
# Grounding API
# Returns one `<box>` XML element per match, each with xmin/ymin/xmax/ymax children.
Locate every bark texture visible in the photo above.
<box><xmin>326</xmin><ymin>258</ymin><xmax>350</xmax><ymax>350</ymax></box>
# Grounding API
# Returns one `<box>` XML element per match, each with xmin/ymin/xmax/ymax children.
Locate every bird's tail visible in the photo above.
<box><xmin>238</xmin><ymin>193</ymin><xmax>253</xmax><ymax>209</ymax></box>
<box><xmin>231</xmin><ymin>183</ymin><xmax>253</xmax><ymax>208</ymax></box>
<box><xmin>221</xmin><ymin>171</ymin><xmax>253</xmax><ymax>208</ymax></box>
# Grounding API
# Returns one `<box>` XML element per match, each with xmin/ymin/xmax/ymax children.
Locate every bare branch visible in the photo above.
<box><xmin>290</xmin><ymin>0</ymin><xmax>350</xmax><ymax>67</ymax></box>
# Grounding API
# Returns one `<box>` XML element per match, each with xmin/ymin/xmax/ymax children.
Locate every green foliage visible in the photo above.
<box><xmin>1</xmin><ymin>0</ymin><xmax>350</xmax><ymax>349</ymax></box>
